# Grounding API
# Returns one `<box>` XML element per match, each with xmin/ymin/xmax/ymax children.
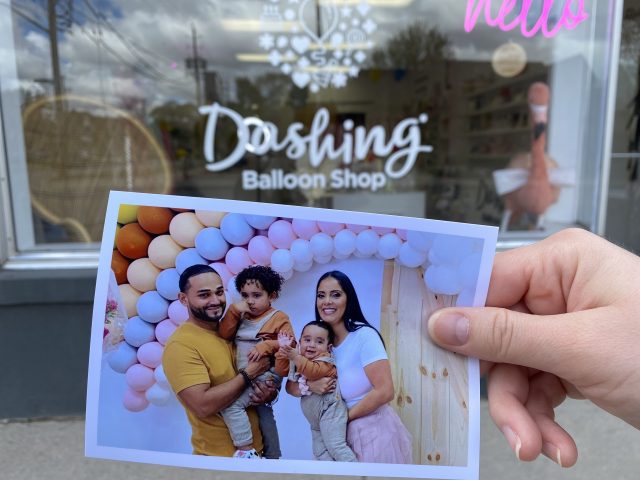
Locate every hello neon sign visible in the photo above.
<box><xmin>464</xmin><ymin>0</ymin><xmax>589</xmax><ymax>38</ymax></box>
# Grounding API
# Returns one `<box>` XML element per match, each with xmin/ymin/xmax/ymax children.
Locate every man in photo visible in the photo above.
<box><xmin>162</xmin><ymin>264</ymin><xmax>276</xmax><ymax>456</ymax></box>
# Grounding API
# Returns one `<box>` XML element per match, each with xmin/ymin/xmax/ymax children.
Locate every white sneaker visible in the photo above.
<box><xmin>233</xmin><ymin>448</ymin><xmax>260</xmax><ymax>459</ymax></box>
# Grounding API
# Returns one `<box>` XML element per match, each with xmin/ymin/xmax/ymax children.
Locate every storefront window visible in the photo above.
<box><xmin>607</xmin><ymin>0</ymin><xmax>640</xmax><ymax>253</ymax></box>
<box><xmin>0</xmin><ymin>1</ymin><xmax>620</xmax><ymax>252</ymax></box>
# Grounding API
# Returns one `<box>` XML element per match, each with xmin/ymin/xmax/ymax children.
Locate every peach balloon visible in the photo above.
<box><xmin>155</xmin><ymin>319</ymin><xmax>178</xmax><ymax>345</ymax></box>
<box><xmin>127</xmin><ymin>258</ymin><xmax>161</xmax><ymax>292</ymax></box>
<box><xmin>123</xmin><ymin>388</ymin><xmax>149</xmax><ymax>412</ymax></box>
<box><xmin>116</xmin><ymin>223</ymin><xmax>152</xmax><ymax>259</ymax></box>
<box><xmin>169</xmin><ymin>212</ymin><xmax>204</xmax><ymax>248</ymax></box>
<box><xmin>148</xmin><ymin>235</ymin><xmax>183</xmax><ymax>269</ymax></box>
<box><xmin>137</xmin><ymin>207</ymin><xmax>174</xmax><ymax>234</ymax></box>
<box><xmin>111</xmin><ymin>250</ymin><xmax>130</xmax><ymax>285</ymax></box>
<box><xmin>119</xmin><ymin>284</ymin><xmax>142</xmax><ymax>318</ymax></box>
<box><xmin>195</xmin><ymin>210</ymin><xmax>226</xmax><ymax>227</ymax></box>
<box><xmin>125</xmin><ymin>364</ymin><xmax>155</xmax><ymax>392</ymax></box>
<box><xmin>137</xmin><ymin>341</ymin><xmax>164</xmax><ymax>369</ymax></box>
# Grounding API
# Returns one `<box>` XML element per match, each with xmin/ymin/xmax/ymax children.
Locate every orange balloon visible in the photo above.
<box><xmin>116</xmin><ymin>223</ymin><xmax>152</xmax><ymax>259</ymax></box>
<box><xmin>111</xmin><ymin>250</ymin><xmax>131</xmax><ymax>284</ymax></box>
<box><xmin>137</xmin><ymin>207</ymin><xmax>174</xmax><ymax>235</ymax></box>
<box><xmin>171</xmin><ymin>208</ymin><xmax>191</xmax><ymax>212</ymax></box>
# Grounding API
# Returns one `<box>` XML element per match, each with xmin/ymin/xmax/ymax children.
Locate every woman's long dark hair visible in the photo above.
<box><xmin>315</xmin><ymin>270</ymin><xmax>385</xmax><ymax>347</ymax></box>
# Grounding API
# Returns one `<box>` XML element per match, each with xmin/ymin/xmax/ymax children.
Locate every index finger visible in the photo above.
<box><xmin>487</xmin><ymin>233</ymin><xmax>577</xmax><ymax>315</ymax></box>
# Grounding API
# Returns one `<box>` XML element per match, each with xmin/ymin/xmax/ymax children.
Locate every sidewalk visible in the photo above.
<box><xmin>2</xmin><ymin>399</ymin><xmax>638</xmax><ymax>480</ymax></box>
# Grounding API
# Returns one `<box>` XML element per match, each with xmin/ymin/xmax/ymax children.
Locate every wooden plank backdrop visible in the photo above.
<box><xmin>380</xmin><ymin>260</ymin><xmax>468</xmax><ymax>466</ymax></box>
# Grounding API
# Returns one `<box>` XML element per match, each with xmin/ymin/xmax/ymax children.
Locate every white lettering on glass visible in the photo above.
<box><xmin>464</xmin><ymin>0</ymin><xmax>589</xmax><ymax>38</ymax></box>
<box><xmin>199</xmin><ymin>103</ymin><xmax>433</xmax><ymax>179</ymax></box>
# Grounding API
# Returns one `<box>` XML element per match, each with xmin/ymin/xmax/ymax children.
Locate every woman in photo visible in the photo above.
<box><xmin>287</xmin><ymin>270</ymin><xmax>413</xmax><ymax>464</ymax></box>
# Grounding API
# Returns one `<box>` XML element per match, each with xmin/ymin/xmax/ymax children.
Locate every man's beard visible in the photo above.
<box><xmin>190</xmin><ymin>304</ymin><xmax>224</xmax><ymax>323</ymax></box>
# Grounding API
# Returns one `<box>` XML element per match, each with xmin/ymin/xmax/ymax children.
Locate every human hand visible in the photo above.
<box><xmin>427</xmin><ymin>229</ymin><xmax>640</xmax><ymax>467</ymax></box>
<box><xmin>233</xmin><ymin>300</ymin><xmax>251</xmax><ymax>315</ymax></box>
<box><xmin>278</xmin><ymin>331</ymin><xmax>294</xmax><ymax>348</ymax></box>
<box><xmin>307</xmin><ymin>376</ymin><xmax>336</xmax><ymax>395</ymax></box>
<box><xmin>249</xmin><ymin>378</ymin><xmax>277</xmax><ymax>406</ymax></box>
<box><xmin>279</xmin><ymin>344</ymin><xmax>297</xmax><ymax>361</ymax></box>
<box><xmin>247</xmin><ymin>347</ymin><xmax>262</xmax><ymax>362</ymax></box>
<box><xmin>244</xmin><ymin>356</ymin><xmax>270</xmax><ymax>379</ymax></box>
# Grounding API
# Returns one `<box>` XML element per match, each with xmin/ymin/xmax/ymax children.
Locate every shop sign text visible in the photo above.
<box><xmin>464</xmin><ymin>0</ymin><xmax>589</xmax><ymax>38</ymax></box>
<box><xmin>198</xmin><ymin>103</ymin><xmax>432</xmax><ymax>192</ymax></box>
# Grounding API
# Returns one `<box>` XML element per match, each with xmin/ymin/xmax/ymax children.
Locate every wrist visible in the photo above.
<box><xmin>238</xmin><ymin>368</ymin><xmax>254</xmax><ymax>387</ymax></box>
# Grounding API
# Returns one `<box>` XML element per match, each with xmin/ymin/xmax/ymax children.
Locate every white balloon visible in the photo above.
<box><xmin>290</xmin><ymin>238</ymin><xmax>313</xmax><ymax>264</ymax></box>
<box><xmin>293</xmin><ymin>260</ymin><xmax>313</xmax><ymax>272</ymax></box>
<box><xmin>425</xmin><ymin>265</ymin><xmax>462</xmax><ymax>295</ymax></box>
<box><xmin>310</xmin><ymin>233</ymin><xmax>334</xmax><ymax>258</ymax></box>
<box><xmin>398</xmin><ymin>242</ymin><xmax>427</xmax><ymax>268</ymax></box>
<box><xmin>281</xmin><ymin>269</ymin><xmax>294</xmax><ymax>280</ymax></box>
<box><xmin>355</xmin><ymin>229</ymin><xmax>379</xmax><ymax>256</ymax></box>
<box><xmin>271</xmin><ymin>249</ymin><xmax>294</xmax><ymax>273</ymax></box>
<box><xmin>406</xmin><ymin>230</ymin><xmax>433</xmax><ymax>253</ymax></box>
<box><xmin>154</xmin><ymin>364</ymin><xmax>170</xmax><ymax>388</ymax></box>
<box><xmin>333</xmin><ymin>229</ymin><xmax>357</xmax><ymax>256</ymax></box>
<box><xmin>459</xmin><ymin>252</ymin><xmax>482</xmax><ymax>290</ymax></box>
<box><xmin>378</xmin><ymin>233</ymin><xmax>402</xmax><ymax>259</ymax></box>
<box><xmin>314</xmin><ymin>254</ymin><xmax>332</xmax><ymax>264</ymax></box>
<box><xmin>333</xmin><ymin>250</ymin><xmax>350</xmax><ymax>260</ymax></box>
<box><xmin>431</xmin><ymin>235</ymin><xmax>478</xmax><ymax>266</ymax></box>
<box><xmin>456</xmin><ymin>288</ymin><xmax>476</xmax><ymax>307</ymax></box>
<box><xmin>146</xmin><ymin>382</ymin><xmax>172</xmax><ymax>406</ymax></box>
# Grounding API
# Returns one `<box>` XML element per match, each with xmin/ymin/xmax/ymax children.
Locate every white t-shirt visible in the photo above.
<box><xmin>332</xmin><ymin>326</ymin><xmax>387</xmax><ymax>408</ymax></box>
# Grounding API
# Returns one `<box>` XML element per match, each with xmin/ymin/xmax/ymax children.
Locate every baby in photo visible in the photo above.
<box><xmin>218</xmin><ymin>265</ymin><xmax>294</xmax><ymax>459</ymax></box>
<box><xmin>277</xmin><ymin>321</ymin><xmax>356</xmax><ymax>462</ymax></box>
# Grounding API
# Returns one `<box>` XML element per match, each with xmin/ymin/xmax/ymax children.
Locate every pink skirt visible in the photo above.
<box><xmin>346</xmin><ymin>404</ymin><xmax>413</xmax><ymax>464</ymax></box>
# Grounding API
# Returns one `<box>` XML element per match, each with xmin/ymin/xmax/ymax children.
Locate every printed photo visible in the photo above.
<box><xmin>85</xmin><ymin>191</ymin><xmax>497</xmax><ymax>479</ymax></box>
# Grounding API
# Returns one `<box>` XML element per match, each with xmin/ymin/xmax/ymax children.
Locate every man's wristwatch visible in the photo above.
<box><xmin>238</xmin><ymin>368</ymin><xmax>253</xmax><ymax>387</ymax></box>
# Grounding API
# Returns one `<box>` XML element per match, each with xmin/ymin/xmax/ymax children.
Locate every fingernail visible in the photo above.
<box><xmin>502</xmin><ymin>426</ymin><xmax>522</xmax><ymax>461</ymax></box>
<box><xmin>430</xmin><ymin>312</ymin><xmax>469</xmax><ymax>346</ymax></box>
<box><xmin>542</xmin><ymin>442</ymin><xmax>562</xmax><ymax>467</ymax></box>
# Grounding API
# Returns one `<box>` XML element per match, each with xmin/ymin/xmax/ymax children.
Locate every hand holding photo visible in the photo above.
<box><xmin>85</xmin><ymin>191</ymin><xmax>497</xmax><ymax>479</ymax></box>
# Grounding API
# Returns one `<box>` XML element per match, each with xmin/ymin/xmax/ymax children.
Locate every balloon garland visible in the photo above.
<box><xmin>106</xmin><ymin>205</ymin><xmax>483</xmax><ymax>412</ymax></box>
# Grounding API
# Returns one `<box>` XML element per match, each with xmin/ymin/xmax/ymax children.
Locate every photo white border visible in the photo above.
<box><xmin>86</xmin><ymin>190</ymin><xmax>497</xmax><ymax>480</ymax></box>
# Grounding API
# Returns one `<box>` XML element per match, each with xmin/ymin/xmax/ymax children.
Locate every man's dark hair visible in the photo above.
<box><xmin>301</xmin><ymin>320</ymin><xmax>335</xmax><ymax>345</ymax></box>
<box><xmin>179</xmin><ymin>264</ymin><xmax>219</xmax><ymax>293</ymax></box>
<box><xmin>235</xmin><ymin>265</ymin><xmax>284</xmax><ymax>297</ymax></box>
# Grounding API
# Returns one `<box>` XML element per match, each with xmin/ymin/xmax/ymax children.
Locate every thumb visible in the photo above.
<box><xmin>428</xmin><ymin>307</ymin><xmax>584</xmax><ymax>376</ymax></box>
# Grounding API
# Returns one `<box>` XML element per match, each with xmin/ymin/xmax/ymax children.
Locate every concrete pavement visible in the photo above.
<box><xmin>2</xmin><ymin>399</ymin><xmax>638</xmax><ymax>480</ymax></box>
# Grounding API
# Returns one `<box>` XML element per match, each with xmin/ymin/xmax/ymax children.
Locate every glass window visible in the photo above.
<box><xmin>0</xmin><ymin>1</ymin><xmax>620</xmax><ymax>253</ymax></box>
<box><xmin>607</xmin><ymin>0</ymin><xmax>640</xmax><ymax>254</ymax></box>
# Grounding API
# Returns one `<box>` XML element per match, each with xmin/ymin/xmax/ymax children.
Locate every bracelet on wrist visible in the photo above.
<box><xmin>238</xmin><ymin>368</ymin><xmax>253</xmax><ymax>387</ymax></box>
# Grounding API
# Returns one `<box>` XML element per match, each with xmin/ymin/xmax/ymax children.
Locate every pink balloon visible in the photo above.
<box><xmin>292</xmin><ymin>219</ymin><xmax>319</xmax><ymax>240</ymax></box>
<box><xmin>125</xmin><ymin>363</ymin><xmax>155</xmax><ymax>392</ymax></box>
<box><xmin>123</xmin><ymin>388</ymin><xmax>150</xmax><ymax>412</ymax></box>
<box><xmin>155</xmin><ymin>319</ymin><xmax>178</xmax><ymax>345</ymax></box>
<box><xmin>372</xmin><ymin>226</ymin><xmax>394</xmax><ymax>235</ymax></box>
<box><xmin>318</xmin><ymin>221</ymin><xmax>345</xmax><ymax>236</ymax></box>
<box><xmin>209</xmin><ymin>262</ymin><xmax>232</xmax><ymax>287</ymax></box>
<box><xmin>396</xmin><ymin>229</ymin><xmax>408</xmax><ymax>241</ymax></box>
<box><xmin>137</xmin><ymin>341</ymin><xmax>164</xmax><ymax>369</ymax></box>
<box><xmin>168</xmin><ymin>300</ymin><xmax>189</xmax><ymax>325</ymax></box>
<box><xmin>346</xmin><ymin>223</ymin><xmax>368</xmax><ymax>234</ymax></box>
<box><xmin>248</xmin><ymin>236</ymin><xmax>275</xmax><ymax>265</ymax></box>
<box><xmin>225</xmin><ymin>247</ymin><xmax>252</xmax><ymax>274</ymax></box>
<box><xmin>268</xmin><ymin>220</ymin><xmax>297</xmax><ymax>249</ymax></box>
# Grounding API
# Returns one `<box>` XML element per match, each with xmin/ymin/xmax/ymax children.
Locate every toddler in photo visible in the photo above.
<box><xmin>277</xmin><ymin>321</ymin><xmax>357</xmax><ymax>462</ymax></box>
<box><xmin>218</xmin><ymin>265</ymin><xmax>294</xmax><ymax>459</ymax></box>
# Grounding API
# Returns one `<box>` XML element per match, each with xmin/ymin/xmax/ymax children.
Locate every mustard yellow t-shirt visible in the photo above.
<box><xmin>162</xmin><ymin>322</ymin><xmax>263</xmax><ymax>456</ymax></box>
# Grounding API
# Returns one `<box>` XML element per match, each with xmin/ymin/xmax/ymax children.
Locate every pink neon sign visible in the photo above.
<box><xmin>464</xmin><ymin>0</ymin><xmax>589</xmax><ymax>38</ymax></box>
